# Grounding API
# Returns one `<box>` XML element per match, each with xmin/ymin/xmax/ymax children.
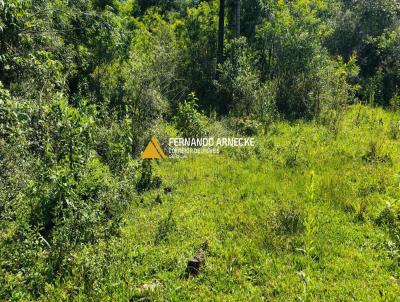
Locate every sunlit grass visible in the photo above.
<box><xmin>42</xmin><ymin>105</ymin><xmax>400</xmax><ymax>301</ymax></box>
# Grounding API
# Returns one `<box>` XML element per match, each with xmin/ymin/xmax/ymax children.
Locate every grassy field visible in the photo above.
<box><xmin>42</xmin><ymin>105</ymin><xmax>400</xmax><ymax>301</ymax></box>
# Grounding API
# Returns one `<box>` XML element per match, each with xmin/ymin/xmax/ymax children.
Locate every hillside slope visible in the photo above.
<box><xmin>42</xmin><ymin>105</ymin><xmax>400</xmax><ymax>301</ymax></box>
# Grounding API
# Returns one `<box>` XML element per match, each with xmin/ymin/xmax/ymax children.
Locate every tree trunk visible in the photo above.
<box><xmin>217</xmin><ymin>0</ymin><xmax>225</xmax><ymax>78</ymax></box>
<box><xmin>235</xmin><ymin>0</ymin><xmax>240</xmax><ymax>38</ymax></box>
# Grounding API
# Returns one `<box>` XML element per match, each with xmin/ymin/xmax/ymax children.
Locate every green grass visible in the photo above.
<box><xmin>42</xmin><ymin>105</ymin><xmax>400</xmax><ymax>301</ymax></box>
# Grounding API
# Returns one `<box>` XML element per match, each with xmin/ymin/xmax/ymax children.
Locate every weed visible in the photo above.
<box><xmin>154</xmin><ymin>210</ymin><xmax>176</xmax><ymax>244</ymax></box>
<box><xmin>354</xmin><ymin>199</ymin><xmax>368</xmax><ymax>222</ymax></box>
<box><xmin>388</xmin><ymin>120</ymin><xmax>400</xmax><ymax>140</ymax></box>
<box><xmin>275</xmin><ymin>207</ymin><xmax>305</xmax><ymax>235</ymax></box>
<box><xmin>376</xmin><ymin>203</ymin><xmax>397</xmax><ymax>228</ymax></box>
<box><xmin>376</xmin><ymin>203</ymin><xmax>400</xmax><ymax>262</ymax></box>
<box><xmin>5</xmin><ymin>105</ymin><xmax>400</xmax><ymax>301</ymax></box>
<box><xmin>285</xmin><ymin>139</ymin><xmax>301</xmax><ymax>167</ymax></box>
<box><xmin>302</xmin><ymin>171</ymin><xmax>318</xmax><ymax>301</ymax></box>
<box><xmin>361</xmin><ymin>140</ymin><xmax>391</xmax><ymax>163</ymax></box>
<box><xmin>136</xmin><ymin>159</ymin><xmax>162</xmax><ymax>193</ymax></box>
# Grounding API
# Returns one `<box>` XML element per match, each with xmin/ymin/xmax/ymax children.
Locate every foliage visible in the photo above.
<box><xmin>136</xmin><ymin>159</ymin><xmax>162</xmax><ymax>193</ymax></box>
<box><xmin>254</xmin><ymin>0</ymin><xmax>354</xmax><ymax>119</ymax></box>
<box><xmin>328</xmin><ymin>0</ymin><xmax>400</xmax><ymax>105</ymax></box>
<box><xmin>184</xmin><ymin>1</ymin><xmax>219</xmax><ymax>109</ymax></box>
<box><xmin>35</xmin><ymin>105</ymin><xmax>400</xmax><ymax>301</ymax></box>
<box><xmin>216</xmin><ymin>37</ymin><xmax>276</xmax><ymax>121</ymax></box>
<box><xmin>173</xmin><ymin>93</ymin><xmax>208</xmax><ymax>138</ymax></box>
<box><xmin>1</xmin><ymin>0</ymin><xmax>400</xmax><ymax>300</ymax></box>
<box><xmin>0</xmin><ymin>96</ymin><xmax>136</xmax><ymax>300</ymax></box>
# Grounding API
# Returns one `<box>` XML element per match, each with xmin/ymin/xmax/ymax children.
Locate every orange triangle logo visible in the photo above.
<box><xmin>142</xmin><ymin>137</ymin><xmax>168</xmax><ymax>159</ymax></box>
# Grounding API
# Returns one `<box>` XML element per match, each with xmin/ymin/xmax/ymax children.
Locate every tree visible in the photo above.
<box><xmin>185</xmin><ymin>2</ymin><xmax>219</xmax><ymax>109</ymax></box>
<box><xmin>327</xmin><ymin>0</ymin><xmax>400</xmax><ymax>105</ymax></box>
<box><xmin>235</xmin><ymin>0</ymin><xmax>241</xmax><ymax>38</ymax></box>
<box><xmin>255</xmin><ymin>0</ymin><xmax>342</xmax><ymax>118</ymax></box>
<box><xmin>217</xmin><ymin>0</ymin><xmax>226</xmax><ymax>77</ymax></box>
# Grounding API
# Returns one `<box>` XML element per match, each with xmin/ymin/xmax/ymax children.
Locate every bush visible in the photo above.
<box><xmin>389</xmin><ymin>94</ymin><xmax>400</xmax><ymax>111</ymax></box>
<box><xmin>376</xmin><ymin>203</ymin><xmax>400</xmax><ymax>262</ymax></box>
<box><xmin>388</xmin><ymin>120</ymin><xmax>400</xmax><ymax>140</ymax></box>
<box><xmin>216</xmin><ymin>37</ymin><xmax>276</xmax><ymax>121</ymax></box>
<box><xmin>136</xmin><ymin>159</ymin><xmax>162</xmax><ymax>193</ymax></box>
<box><xmin>232</xmin><ymin>117</ymin><xmax>262</xmax><ymax>136</ymax></box>
<box><xmin>173</xmin><ymin>93</ymin><xmax>208</xmax><ymax>138</ymax></box>
<box><xmin>316</xmin><ymin>55</ymin><xmax>360</xmax><ymax>133</ymax></box>
<box><xmin>94</xmin><ymin>119</ymin><xmax>132</xmax><ymax>174</ymax></box>
<box><xmin>0</xmin><ymin>96</ymin><xmax>134</xmax><ymax>299</ymax></box>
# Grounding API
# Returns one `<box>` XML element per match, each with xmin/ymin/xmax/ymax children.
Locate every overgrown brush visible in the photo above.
<box><xmin>0</xmin><ymin>97</ymin><xmax>136</xmax><ymax>299</ymax></box>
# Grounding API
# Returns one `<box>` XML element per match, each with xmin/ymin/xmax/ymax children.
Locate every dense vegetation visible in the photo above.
<box><xmin>0</xmin><ymin>0</ymin><xmax>400</xmax><ymax>301</ymax></box>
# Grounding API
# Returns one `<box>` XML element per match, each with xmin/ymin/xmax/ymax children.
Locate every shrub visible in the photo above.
<box><xmin>389</xmin><ymin>94</ymin><xmax>400</xmax><ymax>111</ymax></box>
<box><xmin>136</xmin><ymin>159</ymin><xmax>162</xmax><ymax>193</ymax></box>
<box><xmin>388</xmin><ymin>120</ymin><xmax>400</xmax><ymax>140</ymax></box>
<box><xmin>317</xmin><ymin>54</ymin><xmax>360</xmax><ymax>134</ymax></box>
<box><xmin>364</xmin><ymin>69</ymin><xmax>384</xmax><ymax>106</ymax></box>
<box><xmin>376</xmin><ymin>203</ymin><xmax>400</xmax><ymax>262</ymax></box>
<box><xmin>0</xmin><ymin>96</ymin><xmax>134</xmax><ymax>299</ymax></box>
<box><xmin>285</xmin><ymin>139</ymin><xmax>302</xmax><ymax>168</ymax></box>
<box><xmin>216</xmin><ymin>37</ymin><xmax>276</xmax><ymax>121</ymax></box>
<box><xmin>233</xmin><ymin>118</ymin><xmax>262</xmax><ymax>136</ymax></box>
<box><xmin>173</xmin><ymin>93</ymin><xmax>208</xmax><ymax>138</ymax></box>
<box><xmin>94</xmin><ymin>119</ymin><xmax>132</xmax><ymax>174</ymax></box>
